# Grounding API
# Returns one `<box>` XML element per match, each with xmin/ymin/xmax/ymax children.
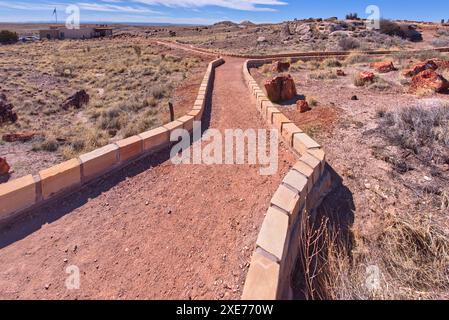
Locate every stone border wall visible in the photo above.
<box><xmin>0</xmin><ymin>57</ymin><xmax>225</xmax><ymax>225</ymax></box>
<box><xmin>241</xmin><ymin>59</ymin><xmax>332</xmax><ymax>300</ymax></box>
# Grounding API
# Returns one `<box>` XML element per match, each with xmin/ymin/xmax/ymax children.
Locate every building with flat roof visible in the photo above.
<box><xmin>39</xmin><ymin>25</ymin><xmax>113</xmax><ymax>40</ymax></box>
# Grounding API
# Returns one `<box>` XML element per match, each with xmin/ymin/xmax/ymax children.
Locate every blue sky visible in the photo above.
<box><xmin>0</xmin><ymin>0</ymin><xmax>448</xmax><ymax>24</ymax></box>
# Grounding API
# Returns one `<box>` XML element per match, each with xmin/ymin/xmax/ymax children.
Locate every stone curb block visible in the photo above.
<box><xmin>39</xmin><ymin>158</ymin><xmax>81</xmax><ymax>200</ymax></box>
<box><xmin>79</xmin><ymin>144</ymin><xmax>119</xmax><ymax>182</ymax></box>
<box><xmin>241</xmin><ymin>251</ymin><xmax>280</xmax><ymax>301</ymax></box>
<box><xmin>0</xmin><ymin>175</ymin><xmax>37</xmax><ymax>220</ymax></box>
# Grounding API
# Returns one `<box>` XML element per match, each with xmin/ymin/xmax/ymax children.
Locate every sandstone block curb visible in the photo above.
<box><xmin>79</xmin><ymin>144</ymin><xmax>119</xmax><ymax>182</ymax></box>
<box><xmin>39</xmin><ymin>158</ymin><xmax>81</xmax><ymax>200</ymax></box>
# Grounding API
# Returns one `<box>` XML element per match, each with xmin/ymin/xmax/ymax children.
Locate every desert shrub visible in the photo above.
<box><xmin>290</xmin><ymin>60</ymin><xmax>305</xmax><ymax>71</ymax></box>
<box><xmin>320</xmin><ymin>58</ymin><xmax>342</xmax><ymax>68</ymax></box>
<box><xmin>308</xmin><ymin>70</ymin><xmax>338</xmax><ymax>80</ymax></box>
<box><xmin>306</xmin><ymin>210</ymin><xmax>449</xmax><ymax>300</ymax></box>
<box><xmin>378</xmin><ymin>103</ymin><xmax>449</xmax><ymax>164</ymax></box>
<box><xmin>133</xmin><ymin>45</ymin><xmax>142</xmax><ymax>57</ymax></box>
<box><xmin>338</xmin><ymin>37</ymin><xmax>360</xmax><ymax>51</ymax></box>
<box><xmin>32</xmin><ymin>136</ymin><xmax>59</xmax><ymax>152</ymax></box>
<box><xmin>353</xmin><ymin>73</ymin><xmax>374</xmax><ymax>86</ymax></box>
<box><xmin>436</xmin><ymin>29</ymin><xmax>449</xmax><ymax>37</ymax></box>
<box><xmin>260</xmin><ymin>63</ymin><xmax>272</xmax><ymax>74</ymax></box>
<box><xmin>432</xmin><ymin>38</ymin><xmax>449</xmax><ymax>47</ymax></box>
<box><xmin>149</xmin><ymin>84</ymin><xmax>168</xmax><ymax>99</ymax></box>
<box><xmin>306</xmin><ymin>96</ymin><xmax>318</xmax><ymax>107</ymax></box>
<box><xmin>379</xmin><ymin>19</ymin><xmax>423</xmax><ymax>42</ymax></box>
<box><xmin>367</xmin><ymin>78</ymin><xmax>391</xmax><ymax>91</ymax></box>
<box><xmin>344</xmin><ymin>53</ymin><xmax>376</xmax><ymax>65</ymax></box>
<box><xmin>0</xmin><ymin>30</ymin><xmax>18</xmax><ymax>44</ymax></box>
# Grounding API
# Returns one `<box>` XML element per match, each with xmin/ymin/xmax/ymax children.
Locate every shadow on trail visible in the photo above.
<box><xmin>0</xmin><ymin>65</ymin><xmax>220</xmax><ymax>249</ymax></box>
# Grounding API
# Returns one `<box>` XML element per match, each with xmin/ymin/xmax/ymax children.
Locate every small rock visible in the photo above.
<box><xmin>44</xmin><ymin>284</ymin><xmax>51</xmax><ymax>290</ymax></box>
<box><xmin>0</xmin><ymin>157</ymin><xmax>10</xmax><ymax>176</ymax></box>
<box><xmin>297</xmin><ymin>100</ymin><xmax>311</xmax><ymax>113</ymax></box>
<box><xmin>2</xmin><ymin>131</ymin><xmax>36</xmax><ymax>143</ymax></box>
<box><xmin>351</xmin><ymin>95</ymin><xmax>358</xmax><ymax>101</ymax></box>
<box><xmin>424</xmin><ymin>176</ymin><xmax>432</xmax><ymax>181</ymax></box>
<box><xmin>63</xmin><ymin>258</ymin><xmax>68</xmax><ymax>263</ymax></box>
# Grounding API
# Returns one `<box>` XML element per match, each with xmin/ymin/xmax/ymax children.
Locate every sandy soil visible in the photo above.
<box><xmin>0</xmin><ymin>56</ymin><xmax>296</xmax><ymax>300</ymax></box>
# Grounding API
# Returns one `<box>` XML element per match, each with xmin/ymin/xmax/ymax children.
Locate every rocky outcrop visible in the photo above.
<box><xmin>0</xmin><ymin>93</ymin><xmax>18</xmax><ymax>125</ymax></box>
<box><xmin>403</xmin><ymin>60</ymin><xmax>438</xmax><ymax>77</ymax></box>
<box><xmin>2</xmin><ymin>131</ymin><xmax>36</xmax><ymax>142</ymax></box>
<box><xmin>336</xmin><ymin>69</ymin><xmax>346</xmax><ymax>76</ymax></box>
<box><xmin>411</xmin><ymin>69</ymin><xmax>449</xmax><ymax>93</ymax></box>
<box><xmin>371</xmin><ymin>61</ymin><xmax>396</xmax><ymax>73</ymax></box>
<box><xmin>61</xmin><ymin>90</ymin><xmax>90</xmax><ymax>110</ymax></box>
<box><xmin>358</xmin><ymin>71</ymin><xmax>375</xmax><ymax>85</ymax></box>
<box><xmin>0</xmin><ymin>157</ymin><xmax>10</xmax><ymax>176</ymax></box>
<box><xmin>264</xmin><ymin>75</ymin><xmax>297</xmax><ymax>102</ymax></box>
<box><xmin>272</xmin><ymin>61</ymin><xmax>290</xmax><ymax>73</ymax></box>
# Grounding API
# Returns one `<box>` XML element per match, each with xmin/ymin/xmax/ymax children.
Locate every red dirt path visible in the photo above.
<box><xmin>0</xmin><ymin>56</ymin><xmax>295</xmax><ymax>300</ymax></box>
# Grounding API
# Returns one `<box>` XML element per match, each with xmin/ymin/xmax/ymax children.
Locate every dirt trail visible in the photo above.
<box><xmin>0</xmin><ymin>56</ymin><xmax>295</xmax><ymax>299</ymax></box>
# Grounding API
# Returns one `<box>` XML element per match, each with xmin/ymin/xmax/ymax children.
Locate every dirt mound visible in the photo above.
<box><xmin>411</xmin><ymin>69</ymin><xmax>449</xmax><ymax>93</ymax></box>
<box><xmin>0</xmin><ymin>93</ymin><xmax>18</xmax><ymax>124</ymax></box>
<box><xmin>264</xmin><ymin>74</ymin><xmax>297</xmax><ymax>102</ymax></box>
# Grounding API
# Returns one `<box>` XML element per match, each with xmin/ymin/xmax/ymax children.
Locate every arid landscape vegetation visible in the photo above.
<box><xmin>0</xmin><ymin>38</ymin><xmax>207</xmax><ymax>179</ymax></box>
<box><xmin>1</xmin><ymin>10</ymin><xmax>449</xmax><ymax>302</ymax></box>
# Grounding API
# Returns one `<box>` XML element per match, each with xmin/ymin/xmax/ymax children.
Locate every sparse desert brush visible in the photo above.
<box><xmin>320</xmin><ymin>58</ymin><xmax>342</xmax><ymax>69</ymax></box>
<box><xmin>306</xmin><ymin>60</ymin><xmax>322</xmax><ymax>71</ymax></box>
<box><xmin>378</xmin><ymin>103</ymin><xmax>449</xmax><ymax>165</ymax></box>
<box><xmin>432</xmin><ymin>38</ymin><xmax>449</xmax><ymax>47</ymax></box>
<box><xmin>309</xmin><ymin>70</ymin><xmax>338</xmax><ymax>80</ymax></box>
<box><xmin>338</xmin><ymin>37</ymin><xmax>360</xmax><ymax>51</ymax></box>
<box><xmin>260</xmin><ymin>63</ymin><xmax>272</xmax><ymax>74</ymax></box>
<box><xmin>306</xmin><ymin>96</ymin><xmax>318</xmax><ymax>107</ymax></box>
<box><xmin>353</xmin><ymin>73</ymin><xmax>370</xmax><ymax>87</ymax></box>
<box><xmin>344</xmin><ymin>53</ymin><xmax>375</xmax><ymax>65</ymax></box>
<box><xmin>290</xmin><ymin>60</ymin><xmax>305</xmax><ymax>71</ymax></box>
<box><xmin>32</xmin><ymin>135</ymin><xmax>59</xmax><ymax>152</ymax></box>
<box><xmin>299</xmin><ymin>201</ymin><xmax>449</xmax><ymax>300</ymax></box>
<box><xmin>367</xmin><ymin>78</ymin><xmax>391</xmax><ymax>91</ymax></box>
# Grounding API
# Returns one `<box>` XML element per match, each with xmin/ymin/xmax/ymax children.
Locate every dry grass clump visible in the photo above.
<box><xmin>320</xmin><ymin>58</ymin><xmax>342</xmax><ymax>69</ymax></box>
<box><xmin>298</xmin><ymin>205</ymin><xmax>449</xmax><ymax>300</ymax></box>
<box><xmin>308</xmin><ymin>70</ymin><xmax>338</xmax><ymax>80</ymax></box>
<box><xmin>377</xmin><ymin>103</ymin><xmax>449</xmax><ymax>165</ymax></box>
<box><xmin>338</xmin><ymin>37</ymin><xmax>360</xmax><ymax>51</ymax></box>
<box><xmin>344</xmin><ymin>53</ymin><xmax>378</xmax><ymax>65</ymax></box>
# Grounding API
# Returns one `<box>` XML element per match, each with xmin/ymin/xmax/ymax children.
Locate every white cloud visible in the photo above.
<box><xmin>132</xmin><ymin>0</ymin><xmax>288</xmax><ymax>12</ymax></box>
<box><xmin>77</xmin><ymin>2</ymin><xmax>159</xmax><ymax>13</ymax></box>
